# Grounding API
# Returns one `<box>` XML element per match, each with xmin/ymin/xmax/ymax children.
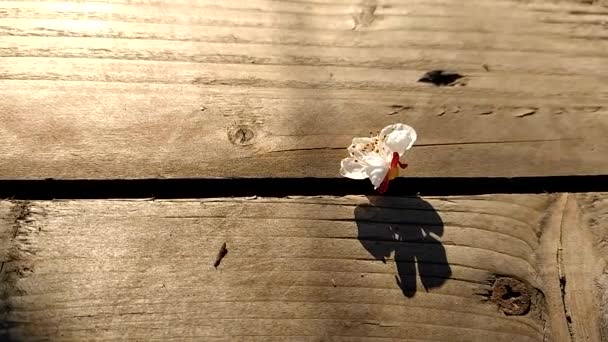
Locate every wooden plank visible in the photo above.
<box><xmin>0</xmin><ymin>194</ymin><xmax>605</xmax><ymax>341</ymax></box>
<box><xmin>1</xmin><ymin>0</ymin><xmax>607</xmax><ymax>179</ymax></box>
<box><xmin>569</xmin><ymin>193</ymin><xmax>608</xmax><ymax>341</ymax></box>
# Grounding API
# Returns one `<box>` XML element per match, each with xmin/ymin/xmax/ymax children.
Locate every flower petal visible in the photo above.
<box><xmin>378</xmin><ymin>141</ymin><xmax>393</xmax><ymax>164</ymax></box>
<box><xmin>362</xmin><ymin>155</ymin><xmax>389</xmax><ymax>188</ymax></box>
<box><xmin>380</xmin><ymin>123</ymin><xmax>417</xmax><ymax>155</ymax></box>
<box><xmin>339</xmin><ymin>157</ymin><xmax>368</xmax><ymax>179</ymax></box>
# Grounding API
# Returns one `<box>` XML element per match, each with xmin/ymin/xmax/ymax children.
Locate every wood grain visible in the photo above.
<box><xmin>0</xmin><ymin>194</ymin><xmax>605</xmax><ymax>341</ymax></box>
<box><xmin>1</xmin><ymin>0</ymin><xmax>607</xmax><ymax>179</ymax></box>
<box><xmin>571</xmin><ymin>193</ymin><xmax>608</xmax><ymax>341</ymax></box>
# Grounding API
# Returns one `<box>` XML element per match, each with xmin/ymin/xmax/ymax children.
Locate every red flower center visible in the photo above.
<box><xmin>377</xmin><ymin>152</ymin><xmax>408</xmax><ymax>193</ymax></box>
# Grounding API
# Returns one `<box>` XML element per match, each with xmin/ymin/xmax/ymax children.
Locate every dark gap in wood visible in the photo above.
<box><xmin>0</xmin><ymin>176</ymin><xmax>606</xmax><ymax>199</ymax></box>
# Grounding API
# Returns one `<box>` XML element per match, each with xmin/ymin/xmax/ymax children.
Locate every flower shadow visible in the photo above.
<box><xmin>355</xmin><ymin>196</ymin><xmax>451</xmax><ymax>297</ymax></box>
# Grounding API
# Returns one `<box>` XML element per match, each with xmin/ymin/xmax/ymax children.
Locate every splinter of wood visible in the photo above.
<box><xmin>214</xmin><ymin>242</ymin><xmax>228</xmax><ymax>268</ymax></box>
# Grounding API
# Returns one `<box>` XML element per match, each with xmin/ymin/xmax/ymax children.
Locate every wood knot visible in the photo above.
<box><xmin>353</xmin><ymin>4</ymin><xmax>378</xmax><ymax>29</ymax></box>
<box><xmin>228</xmin><ymin>126</ymin><xmax>255</xmax><ymax>146</ymax></box>
<box><xmin>490</xmin><ymin>277</ymin><xmax>531</xmax><ymax>315</ymax></box>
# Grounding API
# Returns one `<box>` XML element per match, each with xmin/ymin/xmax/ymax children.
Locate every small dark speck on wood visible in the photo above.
<box><xmin>512</xmin><ymin>108</ymin><xmax>537</xmax><ymax>118</ymax></box>
<box><xmin>418</xmin><ymin>70</ymin><xmax>464</xmax><ymax>86</ymax></box>
<box><xmin>214</xmin><ymin>242</ymin><xmax>228</xmax><ymax>268</ymax></box>
<box><xmin>477</xmin><ymin>110</ymin><xmax>494</xmax><ymax>116</ymax></box>
<box><xmin>388</xmin><ymin>105</ymin><xmax>411</xmax><ymax>115</ymax></box>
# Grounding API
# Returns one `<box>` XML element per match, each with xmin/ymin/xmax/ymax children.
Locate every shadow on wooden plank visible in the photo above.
<box><xmin>0</xmin><ymin>320</ymin><xmax>20</xmax><ymax>342</ymax></box>
<box><xmin>355</xmin><ymin>197</ymin><xmax>451</xmax><ymax>297</ymax></box>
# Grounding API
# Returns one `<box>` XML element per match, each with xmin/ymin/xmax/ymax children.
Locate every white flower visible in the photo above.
<box><xmin>340</xmin><ymin>123</ymin><xmax>417</xmax><ymax>192</ymax></box>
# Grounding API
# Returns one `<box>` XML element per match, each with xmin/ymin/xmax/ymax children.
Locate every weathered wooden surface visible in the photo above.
<box><xmin>1</xmin><ymin>0</ymin><xmax>607</xmax><ymax>179</ymax></box>
<box><xmin>0</xmin><ymin>194</ymin><xmax>606</xmax><ymax>341</ymax></box>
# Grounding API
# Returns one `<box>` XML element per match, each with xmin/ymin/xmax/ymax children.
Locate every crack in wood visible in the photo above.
<box><xmin>415</xmin><ymin>138</ymin><xmax>579</xmax><ymax>147</ymax></box>
<box><xmin>557</xmin><ymin>196</ymin><xmax>575</xmax><ymax>341</ymax></box>
<box><xmin>266</xmin><ymin>146</ymin><xmax>344</xmax><ymax>154</ymax></box>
